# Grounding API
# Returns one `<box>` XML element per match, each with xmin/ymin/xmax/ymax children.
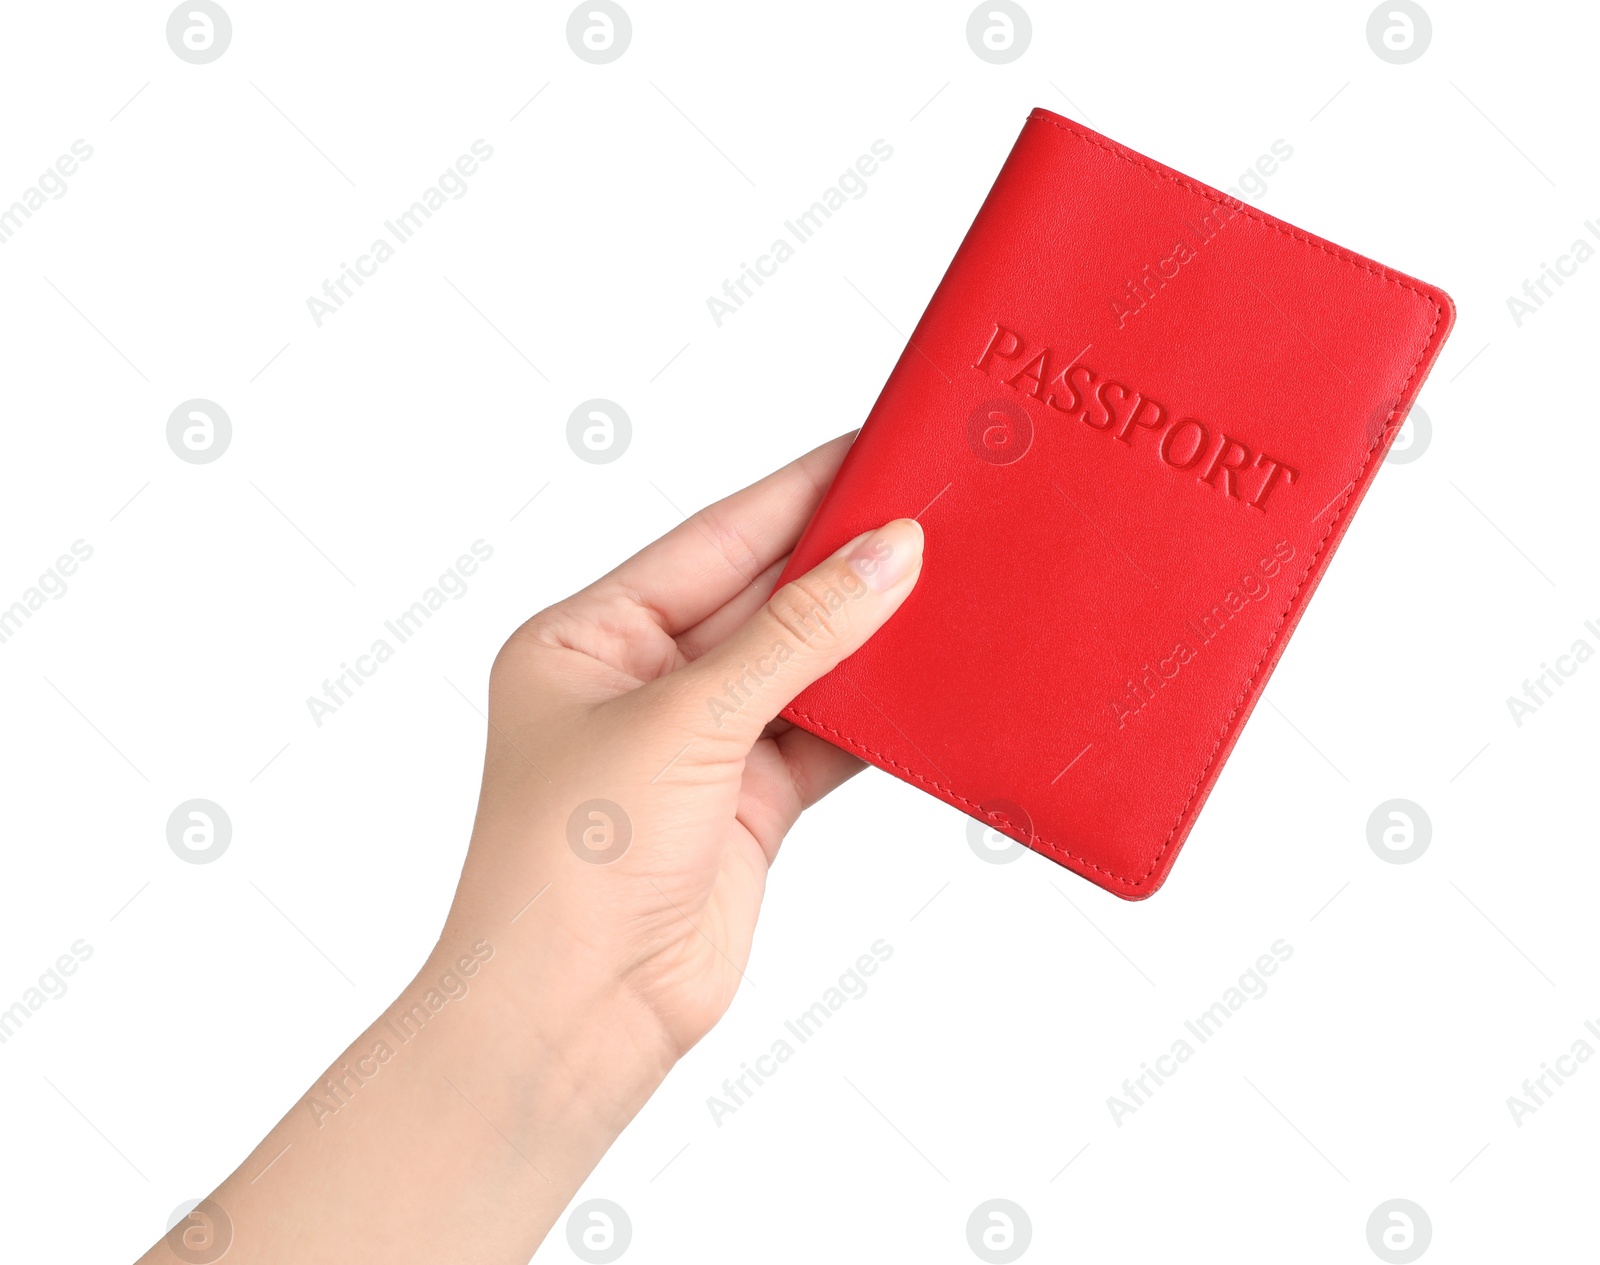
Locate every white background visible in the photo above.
<box><xmin>0</xmin><ymin>1</ymin><xmax>1593</xmax><ymax>1261</ymax></box>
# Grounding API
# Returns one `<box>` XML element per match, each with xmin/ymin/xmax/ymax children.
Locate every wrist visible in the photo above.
<box><xmin>418</xmin><ymin>915</ymin><xmax>675</xmax><ymax>1157</ymax></box>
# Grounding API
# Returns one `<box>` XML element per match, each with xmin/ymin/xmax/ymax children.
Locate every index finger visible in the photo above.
<box><xmin>592</xmin><ymin>431</ymin><xmax>856</xmax><ymax>636</ymax></box>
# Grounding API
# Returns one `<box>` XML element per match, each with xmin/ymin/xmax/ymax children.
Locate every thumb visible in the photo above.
<box><xmin>672</xmin><ymin>517</ymin><xmax>924</xmax><ymax>746</ymax></box>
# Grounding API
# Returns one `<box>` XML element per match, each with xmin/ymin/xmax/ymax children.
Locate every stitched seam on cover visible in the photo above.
<box><xmin>1042</xmin><ymin>112</ymin><xmax>1446</xmax><ymax>886</ymax></box>
<box><xmin>799</xmin><ymin>113</ymin><xmax>1447</xmax><ymax>890</ymax></box>
<box><xmin>1031</xmin><ymin>112</ymin><xmax>1441</xmax><ymax>307</ymax></box>
<box><xmin>786</xmin><ymin>707</ymin><xmax>1138</xmax><ymax>887</ymax></box>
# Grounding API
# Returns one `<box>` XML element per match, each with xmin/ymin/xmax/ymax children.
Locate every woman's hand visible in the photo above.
<box><xmin>140</xmin><ymin>434</ymin><xmax>923</xmax><ymax>1265</ymax></box>
<box><xmin>453</xmin><ymin>432</ymin><xmax>923</xmax><ymax>1063</ymax></box>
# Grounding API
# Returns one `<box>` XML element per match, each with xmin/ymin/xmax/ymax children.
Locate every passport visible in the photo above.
<box><xmin>775</xmin><ymin>107</ymin><xmax>1454</xmax><ymax>898</ymax></box>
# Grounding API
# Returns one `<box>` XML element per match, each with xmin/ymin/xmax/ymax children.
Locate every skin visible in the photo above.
<box><xmin>137</xmin><ymin>433</ymin><xmax>923</xmax><ymax>1264</ymax></box>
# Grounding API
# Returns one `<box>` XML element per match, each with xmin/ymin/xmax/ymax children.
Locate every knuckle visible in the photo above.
<box><xmin>487</xmin><ymin>633</ymin><xmax>528</xmax><ymax>699</ymax></box>
<box><xmin>490</xmin><ymin>606</ymin><xmax>563</xmax><ymax>685</ymax></box>
<box><xmin>766</xmin><ymin>572</ymin><xmax>852</xmax><ymax>652</ymax></box>
<box><xmin>691</xmin><ymin>504</ymin><xmax>764</xmax><ymax>584</ymax></box>
<box><xmin>515</xmin><ymin>604</ymin><xmax>568</xmax><ymax>649</ymax></box>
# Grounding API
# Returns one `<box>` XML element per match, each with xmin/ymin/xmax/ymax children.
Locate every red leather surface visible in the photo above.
<box><xmin>777</xmin><ymin>107</ymin><xmax>1454</xmax><ymax>899</ymax></box>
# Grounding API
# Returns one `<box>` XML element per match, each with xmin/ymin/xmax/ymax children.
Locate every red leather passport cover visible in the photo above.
<box><xmin>777</xmin><ymin>107</ymin><xmax>1454</xmax><ymax>899</ymax></box>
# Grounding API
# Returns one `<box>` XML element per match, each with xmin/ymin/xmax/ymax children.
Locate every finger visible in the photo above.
<box><xmin>675</xmin><ymin>554</ymin><xmax>787</xmax><ymax>663</ymax></box>
<box><xmin>597</xmin><ymin>432</ymin><xmax>855</xmax><ymax>636</ymax></box>
<box><xmin>734</xmin><ymin>730</ymin><xmax>867</xmax><ymax>867</ymax></box>
<box><xmin>775</xmin><ymin>727</ymin><xmax>868</xmax><ymax>812</ymax></box>
<box><xmin>662</xmin><ymin>517</ymin><xmax>924</xmax><ymax>747</ymax></box>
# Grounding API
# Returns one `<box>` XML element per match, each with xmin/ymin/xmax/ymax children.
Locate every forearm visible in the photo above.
<box><xmin>135</xmin><ymin>445</ymin><xmax>913</xmax><ymax>1261</ymax></box>
<box><xmin>139</xmin><ymin>923</ymin><xmax>673</xmax><ymax>1264</ymax></box>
